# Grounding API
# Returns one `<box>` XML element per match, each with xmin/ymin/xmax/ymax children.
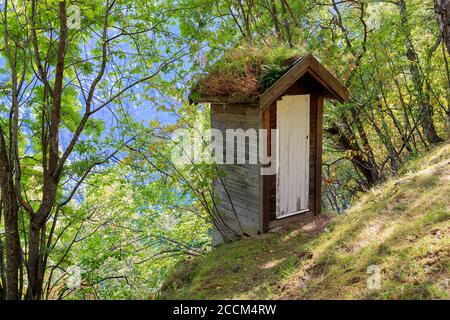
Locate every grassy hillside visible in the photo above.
<box><xmin>161</xmin><ymin>144</ymin><xmax>450</xmax><ymax>300</ymax></box>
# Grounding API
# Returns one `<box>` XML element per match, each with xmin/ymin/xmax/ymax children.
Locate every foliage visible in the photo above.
<box><xmin>48</xmin><ymin>164</ymin><xmax>210</xmax><ymax>299</ymax></box>
<box><xmin>0</xmin><ymin>0</ymin><xmax>213</xmax><ymax>300</ymax></box>
<box><xmin>1</xmin><ymin>0</ymin><xmax>450</xmax><ymax>300</ymax></box>
<box><xmin>192</xmin><ymin>44</ymin><xmax>300</xmax><ymax>98</ymax></box>
<box><xmin>191</xmin><ymin>0</ymin><xmax>450</xmax><ymax>211</ymax></box>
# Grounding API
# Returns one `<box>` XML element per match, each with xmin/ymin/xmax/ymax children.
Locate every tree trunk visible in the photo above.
<box><xmin>419</xmin><ymin>94</ymin><xmax>443</xmax><ymax>144</ymax></box>
<box><xmin>270</xmin><ymin>0</ymin><xmax>281</xmax><ymax>40</ymax></box>
<box><xmin>26</xmin><ymin>1</ymin><xmax>68</xmax><ymax>300</ymax></box>
<box><xmin>1</xmin><ymin>180</ymin><xmax>20</xmax><ymax>300</ymax></box>
<box><xmin>326</xmin><ymin>120</ymin><xmax>381</xmax><ymax>188</ymax></box>
<box><xmin>435</xmin><ymin>0</ymin><xmax>450</xmax><ymax>139</ymax></box>
<box><xmin>4</xmin><ymin>202</ymin><xmax>20</xmax><ymax>300</ymax></box>
<box><xmin>370</xmin><ymin>106</ymin><xmax>402</xmax><ymax>172</ymax></box>
<box><xmin>0</xmin><ymin>126</ymin><xmax>20</xmax><ymax>300</ymax></box>
<box><xmin>435</xmin><ymin>0</ymin><xmax>450</xmax><ymax>54</ymax></box>
<box><xmin>0</xmin><ymin>209</ymin><xmax>7</xmax><ymax>300</ymax></box>
<box><xmin>399</xmin><ymin>0</ymin><xmax>443</xmax><ymax>145</ymax></box>
<box><xmin>27</xmin><ymin>224</ymin><xmax>43</xmax><ymax>300</ymax></box>
<box><xmin>280</xmin><ymin>0</ymin><xmax>293</xmax><ymax>48</ymax></box>
<box><xmin>447</xmin><ymin>109</ymin><xmax>450</xmax><ymax>137</ymax></box>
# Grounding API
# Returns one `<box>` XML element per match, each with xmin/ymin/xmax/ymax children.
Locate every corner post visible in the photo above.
<box><xmin>315</xmin><ymin>96</ymin><xmax>324</xmax><ymax>215</ymax></box>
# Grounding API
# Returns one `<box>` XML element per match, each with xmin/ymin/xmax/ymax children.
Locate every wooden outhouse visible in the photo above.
<box><xmin>191</xmin><ymin>54</ymin><xmax>349</xmax><ymax>244</ymax></box>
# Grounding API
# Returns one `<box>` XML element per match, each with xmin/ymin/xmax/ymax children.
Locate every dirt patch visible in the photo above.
<box><xmin>269</xmin><ymin>213</ymin><xmax>332</xmax><ymax>237</ymax></box>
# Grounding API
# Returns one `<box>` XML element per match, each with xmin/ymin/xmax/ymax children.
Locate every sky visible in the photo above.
<box><xmin>0</xmin><ymin>1</ymin><xmax>220</xmax><ymax>178</ymax></box>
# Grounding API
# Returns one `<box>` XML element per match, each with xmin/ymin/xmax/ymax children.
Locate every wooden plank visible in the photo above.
<box><xmin>309</xmin><ymin>95</ymin><xmax>317</xmax><ymax>213</ymax></box>
<box><xmin>217</xmin><ymin>165</ymin><xmax>260</xmax><ymax>182</ymax></box>
<box><xmin>214</xmin><ymin>186</ymin><xmax>260</xmax><ymax>206</ymax></box>
<box><xmin>258</xmin><ymin>105</ymin><xmax>265</xmax><ymax>233</ymax></box>
<box><xmin>215</xmin><ymin>170</ymin><xmax>260</xmax><ymax>186</ymax></box>
<box><xmin>265</xmin><ymin>95</ymin><xmax>316</xmax><ymax>223</ymax></box>
<box><xmin>315</xmin><ymin>96</ymin><xmax>324</xmax><ymax>215</ymax></box>
<box><xmin>212</xmin><ymin>113</ymin><xmax>261</xmax><ymax>121</ymax></box>
<box><xmin>219</xmin><ymin>214</ymin><xmax>260</xmax><ymax>235</ymax></box>
<box><xmin>216</xmin><ymin>162</ymin><xmax>260</xmax><ymax>172</ymax></box>
<box><xmin>210</xmin><ymin>103</ymin><xmax>263</xmax><ymax>236</ymax></box>
<box><xmin>266</xmin><ymin>103</ymin><xmax>277</xmax><ymax>225</ymax></box>
<box><xmin>215</xmin><ymin>180</ymin><xmax>260</xmax><ymax>197</ymax></box>
<box><xmin>217</xmin><ymin>199</ymin><xmax>260</xmax><ymax>219</ymax></box>
<box><xmin>191</xmin><ymin>95</ymin><xmax>259</xmax><ymax>104</ymax></box>
<box><xmin>217</xmin><ymin>201</ymin><xmax>260</xmax><ymax>222</ymax></box>
<box><xmin>215</xmin><ymin>174</ymin><xmax>260</xmax><ymax>192</ymax></box>
<box><xmin>276</xmin><ymin>95</ymin><xmax>310</xmax><ymax>218</ymax></box>
<box><xmin>262</xmin><ymin>106</ymin><xmax>271</xmax><ymax>232</ymax></box>
<box><xmin>212</xmin><ymin>108</ymin><xmax>260</xmax><ymax>116</ymax></box>
<box><xmin>212</xmin><ymin>120</ymin><xmax>261</xmax><ymax>130</ymax></box>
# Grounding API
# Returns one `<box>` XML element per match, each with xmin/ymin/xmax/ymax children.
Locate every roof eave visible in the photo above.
<box><xmin>188</xmin><ymin>94</ymin><xmax>260</xmax><ymax>105</ymax></box>
<box><xmin>259</xmin><ymin>54</ymin><xmax>349</xmax><ymax>109</ymax></box>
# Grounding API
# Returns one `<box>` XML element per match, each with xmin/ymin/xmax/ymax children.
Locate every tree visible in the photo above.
<box><xmin>434</xmin><ymin>0</ymin><xmax>450</xmax><ymax>134</ymax></box>
<box><xmin>198</xmin><ymin>0</ymin><xmax>449</xmax><ymax>196</ymax></box>
<box><xmin>1</xmin><ymin>0</ymin><xmax>449</xmax><ymax>300</ymax></box>
<box><xmin>398</xmin><ymin>0</ymin><xmax>443</xmax><ymax>145</ymax></box>
<box><xmin>0</xmin><ymin>0</ymin><xmax>201</xmax><ymax>300</ymax></box>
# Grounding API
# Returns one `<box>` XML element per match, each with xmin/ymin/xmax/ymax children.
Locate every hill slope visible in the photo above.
<box><xmin>161</xmin><ymin>144</ymin><xmax>450</xmax><ymax>300</ymax></box>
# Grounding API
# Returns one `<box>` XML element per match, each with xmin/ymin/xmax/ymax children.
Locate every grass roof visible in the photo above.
<box><xmin>191</xmin><ymin>45</ymin><xmax>302</xmax><ymax>101</ymax></box>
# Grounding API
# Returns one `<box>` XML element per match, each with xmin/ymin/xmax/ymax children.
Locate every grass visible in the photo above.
<box><xmin>160</xmin><ymin>144</ymin><xmax>450</xmax><ymax>300</ymax></box>
<box><xmin>191</xmin><ymin>44</ymin><xmax>302</xmax><ymax>99</ymax></box>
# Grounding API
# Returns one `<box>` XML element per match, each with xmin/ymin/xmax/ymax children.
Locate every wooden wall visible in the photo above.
<box><xmin>210</xmin><ymin>75</ymin><xmax>326</xmax><ymax>241</ymax></box>
<box><xmin>211</xmin><ymin>103</ymin><xmax>262</xmax><ymax>244</ymax></box>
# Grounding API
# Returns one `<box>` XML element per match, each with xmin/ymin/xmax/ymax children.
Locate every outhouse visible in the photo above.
<box><xmin>190</xmin><ymin>54</ymin><xmax>349</xmax><ymax>244</ymax></box>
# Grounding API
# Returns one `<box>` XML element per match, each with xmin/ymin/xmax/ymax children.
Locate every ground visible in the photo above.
<box><xmin>160</xmin><ymin>144</ymin><xmax>450</xmax><ymax>300</ymax></box>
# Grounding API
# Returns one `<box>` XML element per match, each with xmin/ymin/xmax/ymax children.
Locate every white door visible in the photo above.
<box><xmin>276</xmin><ymin>95</ymin><xmax>310</xmax><ymax>219</ymax></box>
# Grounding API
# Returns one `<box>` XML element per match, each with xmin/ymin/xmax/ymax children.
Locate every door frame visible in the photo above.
<box><xmin>275</xmin><ymin>95</ymin><xmax>310</xmax><ymax>219</ymax></box>
<box><xmin>262</xmin><ymin>94</ymin><xmax>323</xmax><ymax>232</ymax></box>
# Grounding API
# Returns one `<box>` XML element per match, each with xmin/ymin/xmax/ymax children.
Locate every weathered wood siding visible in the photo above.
<box><xmin>211</xmin><ymin>103</ymin><xmax>262</xmax><ymax>243</ymax></box>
